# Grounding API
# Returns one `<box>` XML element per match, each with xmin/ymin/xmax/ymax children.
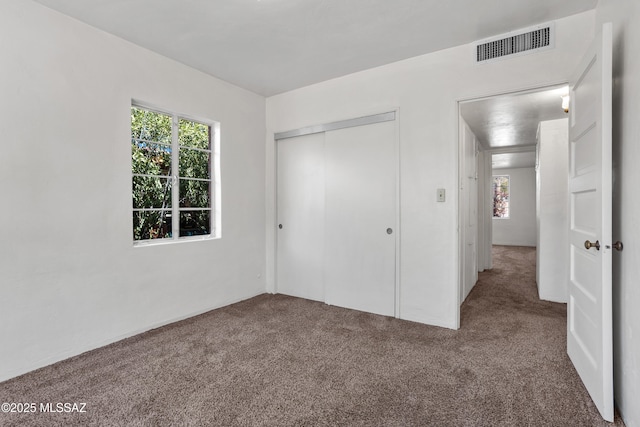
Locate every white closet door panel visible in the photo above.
<box><xmin>276</xmin><ymin>133</ymin><xmax>325</xmax><ymax>301</ymax></box>
<box><xmin>324</xmin><ymin>121</ymin><xmax>396</xmax><ymax>316</ymax></box>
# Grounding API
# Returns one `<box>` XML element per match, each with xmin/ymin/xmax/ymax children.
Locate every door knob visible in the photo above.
<box><xmin>584</xmin><ymin>240</ymin><xmax>600</xmax><ymax>250</ymax></box>
<box><xmin>278</xmin><ymin>224</ymin><xmax>283</xmax><ymax>229</ymax></box>
<box><xmin>613</xmin><ymin>241</ymin><xmax>623</xmax><ymax>251</ymax></box>
<box><xmin>386</xmin><ymin>228</ymin><xmax>393</xmax><ymax>235</ymax></box>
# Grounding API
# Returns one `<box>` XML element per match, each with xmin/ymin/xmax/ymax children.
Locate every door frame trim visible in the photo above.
<box><xmin>274</xmin><ymin>111</ymin><xmax>396</xmax><ymax>141</ymax></box>
<box><xmin>455</xmin><ymin>82</ymin><xmax>568</xmax><ymax>329</ymax></box>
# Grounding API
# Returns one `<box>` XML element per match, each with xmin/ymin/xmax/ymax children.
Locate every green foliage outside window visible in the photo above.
<box><xmin>493</xmin><ymin>175</ymin><xmax>510</xmax><ymax>218</ymax></box>
<box><xmin>131</xmin><ymin>106</ymin><xmax>212</xmax><ymax>241</ymax></box>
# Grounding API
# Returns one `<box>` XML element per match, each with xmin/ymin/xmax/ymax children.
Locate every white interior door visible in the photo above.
<box><xmin>567</xmin><ymin>22</ymin><xmax>613</xmax><ymax>422</ymax></box>
<box><xmin>276</xmin><ymin>133</ymin><xmax>325</xmax><ymax>302</ymax></box>
<box><xmin>324</xmin><ymin>120</ymin><xmax>396</xmax><ymax>316</ymax></box>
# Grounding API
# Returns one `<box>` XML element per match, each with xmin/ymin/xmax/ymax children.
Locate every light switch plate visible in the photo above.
<box><xmin>437</xmin><ymin>188</ymin><xmax>446</xmax><ymax>202</ymax></box>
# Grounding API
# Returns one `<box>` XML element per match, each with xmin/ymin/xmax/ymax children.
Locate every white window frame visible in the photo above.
<box><xmin>131</xmin><ymin>101</ymin><xmax>221</xmax><ymax>246</ymax></box>
<box><xmin>492</xmin><ymin>174</ymin><xmax>510</xmax><ymax>219</ymax></box>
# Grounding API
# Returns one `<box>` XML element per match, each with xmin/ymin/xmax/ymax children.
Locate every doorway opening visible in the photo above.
<box><xmin>457</xmin><ymin>83</ymin><xmax>570</xmax><ymax>314</ymax></box>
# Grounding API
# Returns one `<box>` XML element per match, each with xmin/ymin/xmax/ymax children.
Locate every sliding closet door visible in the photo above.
<box><xmin>276</xmin><ymin>133</ymin><xmax>325</xmax><ymax>301</ymax></box>
<box><xmin>324</xmin><ymin>120</ymin><xmax>396</xmax><ymax>316</ymax></box>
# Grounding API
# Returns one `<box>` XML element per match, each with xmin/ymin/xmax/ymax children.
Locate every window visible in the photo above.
<box><xmin>131</xmin><ymin>104</ymin><xmax>219</xmax><ymax>243</ymax></box>
<box><xmin>493</xmin><ymin>175</ymin><xmax>510</xmax><ymax>218</ymax></box>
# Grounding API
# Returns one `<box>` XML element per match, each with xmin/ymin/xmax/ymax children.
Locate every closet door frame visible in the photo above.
<box><xmin>274</xmin><ymin>109</ymin><xmax>401</xmax><ymax>318</ymax></box>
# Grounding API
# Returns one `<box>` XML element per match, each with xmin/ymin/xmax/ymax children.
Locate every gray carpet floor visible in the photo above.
<box><xmin>0</xmin><ymin>245</ymin><xmax>625</xmax><ymax>426</ymax></box>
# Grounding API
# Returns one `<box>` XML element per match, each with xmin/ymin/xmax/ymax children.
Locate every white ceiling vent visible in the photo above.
<box><xmin>475</xmin><ymin>22</ymin><xmax>555</xmax><ymax>63</ymax></box>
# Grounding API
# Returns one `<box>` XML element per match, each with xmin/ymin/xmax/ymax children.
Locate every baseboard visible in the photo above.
<box><xmin>400</xmin><ymin>311</ymin><xmax>458</xmax><ymax>330</ymax></box>
<box><xmin>0</xmin><ymin>290</ymin><xmax>266</xmax><ymax>383</ymax></box>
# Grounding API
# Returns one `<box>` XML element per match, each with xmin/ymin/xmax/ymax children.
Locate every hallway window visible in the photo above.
<box><xmin>493</xmin><ymin>175</ymin><xmax>510</xmax><ymax>218</ymax></box>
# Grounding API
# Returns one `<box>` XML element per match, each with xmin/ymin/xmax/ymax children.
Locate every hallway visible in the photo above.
<box><xmin>460</xmin><ymin>245</ymin><xmax>624</xmax><ymax>425</ymax></box>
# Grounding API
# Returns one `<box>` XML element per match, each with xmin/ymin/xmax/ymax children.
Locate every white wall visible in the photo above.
<box><xmin>460</xmin><ymin>118</ymin><xmax>478</xmax><ymax>303</ymax></box>
<box><xmin>266</xmin><ymin>12</ymin><xmax>595</xmax><ymax>329</ymax></box>
<box><xmin>0</xmin><ymin>0</ymin><xmax>266</xmax><ymax>382</ymax></box>
<box><xmin>594</xmin><ymin>2</ymin><xmax>640</xmax><ymax>426</ymax></box>
<box><xmin>477</xmin><ymin>150</ymin><xmax>493</xmax><ymax>272</ymax></box>
<box><xmin>536</xmin><ymin>119</ymin><xmax>569</xmax><ymax>303</ymax></box>
<box><xmin>492</xmin><ymin>167</ymin><xmax>537</xmax><ymax>247</ymax></box>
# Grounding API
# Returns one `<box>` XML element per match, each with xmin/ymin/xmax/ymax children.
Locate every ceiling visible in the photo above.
<box><xmin>491</xmin><ymin>151</ymin><xmax>538</xmax><ymax>170</ymax></box>
<box><xmin>33</xmin><ymin>0</ymin><xmax>597</xmax><ymax>97</ymax></box>
<box><xmin>34</xmin><ymin>1</ymin><xmax>584</xmax><ymax>171</ymax></box>
<box><xmin>460</xmin><ymin>86</ymin><xmax>570</xmax><ymax>169</ymax></box>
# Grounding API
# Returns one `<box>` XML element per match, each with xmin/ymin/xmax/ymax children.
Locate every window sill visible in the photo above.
<box><xmin>133</xmin><ymin>234</ymin><xmax>219</xmax><ymax>248</ymax></box>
